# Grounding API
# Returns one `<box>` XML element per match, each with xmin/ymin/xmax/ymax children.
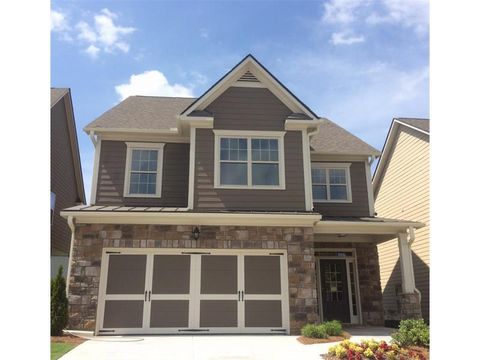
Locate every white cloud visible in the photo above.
<box><xmin>115</xmin><ymin>70</ymin><xmax>195</xmax><ymax>101</ymax></box>
<box><xmin>77</xmin><ymin>21</ymin><xmax>97</xmax><ymax>42</ymax></box>
<box><xmin>330</xmin><ymin>31</ymin><xmax>365</xmax><ymax>45</ymax></box>
<box><xmin>76</xmin><ymin>8</ymin><xmax>135</xmax><ymax>57</ymax></box>
<box><xmin>85</xmin><ymin>44</ymin><xmax>100</xmax><ymax>59</ymax></box>
<box><xmin>51</xmin><ymin>10</ymin><xmax>69</xmax><ymax>32</ymax></box>
<box><xmin>323</xmin><ymin>0</ymin><xmax>367</xmax><ymax>24</ymax></box>
<box><xmin>366</xmin><ymin>0</ymin><xmax>429</xmax><ymax>35</ymax></box>
<box><xmin>51</xmin><ymin>9</ymin><xmax>73</xmax><ymax>41</ymax></box>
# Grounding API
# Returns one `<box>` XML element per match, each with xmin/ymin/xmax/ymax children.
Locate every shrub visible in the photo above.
<box><xmin>391</xmin><ymin>319</ymin><xmax>429</xmax><ymax>347</ymax></box>
<box><xmin>301</xmin><ymin>323</ymin><xmax>328</xmax><ymax>338</ymax></box>
<box><xmin>323</xmin><ymin>320</ymin><xmax>343</xmax><ymax>336</ymax></box>
<box><xmin>51</xmin><ymin>266</ymin><xmax>69</xmax><ymax>336</ymax></box>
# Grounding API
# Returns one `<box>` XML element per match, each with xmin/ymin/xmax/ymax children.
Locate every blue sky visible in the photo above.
<box><xmin>51</xmin><ymin>0</ymin><xmax>429</xmax><ymax>201</ymax></box>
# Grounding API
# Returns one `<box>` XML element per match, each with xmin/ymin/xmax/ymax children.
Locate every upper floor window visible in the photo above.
<box><xmin>311</xmin><ymin>163</ymin><xmax>352</xmax><ymax>203</ymax></box>
<box><xmin>123</xmin><ymin>142</ymin><xmax>165</xmax><ymax>198</ymax></box>
<box><xmin>214</xmin><ymin>130</ymin><xmax>285</xmax><ymax>189</ymax></box>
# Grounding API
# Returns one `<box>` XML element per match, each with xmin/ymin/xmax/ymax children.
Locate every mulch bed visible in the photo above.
<box><xmin>297</xmin><ymin>331</ymin><xmax>351</xmax><ymax>345</ymax></box>
<box><xmin>51</xmin><ymin>334</ymin><xmax>86</xmax><ymax>345</ymax></box>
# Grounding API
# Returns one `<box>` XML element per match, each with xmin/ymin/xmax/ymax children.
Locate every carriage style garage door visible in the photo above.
<box><xmin>95</xmin><ymin>249</ymin><xmax>290</xmax><ymax>335</ymax></box>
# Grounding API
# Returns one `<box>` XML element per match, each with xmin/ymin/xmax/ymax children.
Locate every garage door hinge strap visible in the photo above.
<box><xmin>270</xmin><ymin>329</ymin><xmax>287</xmax><ymax>332</ymax></box>
<box><xmin>106</xmin><ymin>251</ymin><xmax>122</xmax><ymax>254</ymax></box>
<box><xmin>99</xmin><ymin>330</ymin><xmax>115</xmax><ymax>333</ymax></box>
<box><xmin>269</xmin><ymin>252</ymin><xmax>284</xmax><ymax>255</ymax></box>
<box><xmin>178</xmin><ymin>329</ymin><xmax>210</xmax><ymax>332</ymax></box>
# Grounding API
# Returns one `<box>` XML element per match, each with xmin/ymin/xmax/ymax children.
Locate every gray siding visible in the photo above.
<box><xmin>96</xmin><ymin>141</ymin><xmax>189</xmax><ymax>207</ymax></box>
<box><xmin>313</xmin><ymin>162</ymin><xmax>370</xmax><ymax>217</ymax></box>
<box><xmin>51</xmin><ymin>97</ymin><xmax>82</xmax><ymax>255</ymax></box>
<box><xmin>205</xmin><ymin>87</ymin><xmax>292</xmax><ymax>131</ymax></box>
<box><xmin>194</xmin><ymin>130</ymin><xmax>306</xmax><ymax>211</ymax></box>
<box><xmin>193</xmin><ymin>86</ymin><xmax>306</xmax><ymax>211</ymax></box>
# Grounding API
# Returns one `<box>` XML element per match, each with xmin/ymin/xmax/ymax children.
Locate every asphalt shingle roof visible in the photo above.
<box><xmin>395</xmin><ymin>118</ymin><xmax>430</xmax><ymax>133</ymax></box>
<box><xmin>310</xmin><ymin>118</ymin><xmax>380</xmax><ymax>155</ymax></box>
<box><xmin>51</xmin><ymin>88</ymin><xmax>69</xmax><ymax>107</ymax></box>
<box><xmin>84</xmin><ymin>95</ymin><xmax>379</xmax><ymax>155</ymax></box>
<box><xmin>84</xmin><ymin>96</ymin><xmax>196</xmax><ymax>131</ymax></box>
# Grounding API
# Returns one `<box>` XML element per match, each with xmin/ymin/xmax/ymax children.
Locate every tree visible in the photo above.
<box><xmin>51</xmin><ymin>266</ymin><xmax>68</xmax><ymax>336</ymax></box>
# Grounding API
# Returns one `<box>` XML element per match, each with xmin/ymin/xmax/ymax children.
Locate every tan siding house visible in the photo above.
<box><xmin>373</xmin><ymin>118</ymin><xmax>430</xmax><ymax>324</ymax></box>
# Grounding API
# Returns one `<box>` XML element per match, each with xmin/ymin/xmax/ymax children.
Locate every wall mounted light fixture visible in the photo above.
<box><xmin>192</xmin><ymin>226</ymin><xmax>200</xmax><ymax>240</ymax></box>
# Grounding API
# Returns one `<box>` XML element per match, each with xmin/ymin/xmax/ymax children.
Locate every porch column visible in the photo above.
<box><xmin>397</xmin><ymin>232</ymin><xmax>415</xmax><ymax>293</ymax></box>
<box><xmin>397</xmin><ymin>232</ymin><xmax>422</xmax><ymax>319</ymax></box>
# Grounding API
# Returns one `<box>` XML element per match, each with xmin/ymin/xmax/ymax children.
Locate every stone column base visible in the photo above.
<box><xmin>399</xmin><ymin>292</ymin><xmax>422</xmax><ymax>320</ymax></box>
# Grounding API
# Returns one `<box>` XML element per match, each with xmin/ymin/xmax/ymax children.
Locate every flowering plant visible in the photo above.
<box><xmin>326</xmin><ymin>338</ymin><xmax>427</xmax><ymax>360</ymax></box>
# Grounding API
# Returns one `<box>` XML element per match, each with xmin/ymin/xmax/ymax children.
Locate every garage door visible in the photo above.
<box><xmin>96</xmin><ymin>249</ymin><xmax>289</xmax><ymax>335</ymax></box>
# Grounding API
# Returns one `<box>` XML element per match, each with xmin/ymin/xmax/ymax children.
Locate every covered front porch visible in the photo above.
<box><xmin>313</xmin><ymin>217</ymin><xmax>424</xmax><ymax>327</ymax></box>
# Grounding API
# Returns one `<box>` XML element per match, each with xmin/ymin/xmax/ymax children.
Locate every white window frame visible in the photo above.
<box><xmin>213</xmin><ymin>130</ymin><xmax>286</xmax><ymax>190</ymax></box>
<box><xmin>311</xmin><ymin>163</ymin><xmax>352</xmax><ymax>203</ymax></box>
<box><xmin>123</xmin><ymin>142</ymin><xmax>165</xmax><ymax>198</ymax></box>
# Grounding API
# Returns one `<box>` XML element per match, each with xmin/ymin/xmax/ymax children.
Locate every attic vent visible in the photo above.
<box><xmin>238</xmin><ymin>71</ymin><xmax>260</xmax><ymax>82</ymax></box>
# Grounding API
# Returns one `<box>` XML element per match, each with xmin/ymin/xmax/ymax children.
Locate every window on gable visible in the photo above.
<box><xmin>215</xmin><ymin>131</ymin><xmax>285</xmax><ymax>189</ymax></box>
<box><xmin>311</xmin><ymin>164</ymin><xmax>351</xmax><ymax>202</ymax></box>
<box><xmin>124</xmin><ymin>143</ymin><xmax>165</xmax><ymax>197</ymax></box>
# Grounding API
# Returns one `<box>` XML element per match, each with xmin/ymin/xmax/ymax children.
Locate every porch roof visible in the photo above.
<box><xmin>313</xmin><ymin>216</ymin><xmax>424</xmax><ymax>242</ymax></box>
<box><xmin>60</xmin><ymin>205</ymin><xmax>321</xmax><ymax>227</ymax></box>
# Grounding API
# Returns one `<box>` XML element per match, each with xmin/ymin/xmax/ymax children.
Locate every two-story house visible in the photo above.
<box><xmin>61</xmin><ymin>55</ymin><xmax>423</xmax><ymax>335</ymax></box>
<box><xmin>51</xmin><ymin>88</ymin><xmax>85</xmax><ymax>278</ymax></box>
<box><xmin>373</xmin><ymin>118</ymin><xmax>430</xmax><ymax>325</ymax></box>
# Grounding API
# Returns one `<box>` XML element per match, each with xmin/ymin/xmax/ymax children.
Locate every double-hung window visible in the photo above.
<box><xmin>123</xmin><ymin>142</ymin><xmax>165</xmax><ymax>197</ymax></box>
<box><xmin>214</xmin><ymin>130</ymin><xmax>285</xmax><ymax>189</ymax></box>
<box><xmin>311</xmin><ymin>163</ymin><xmax>352</xmax><ymax>202</ymax></box>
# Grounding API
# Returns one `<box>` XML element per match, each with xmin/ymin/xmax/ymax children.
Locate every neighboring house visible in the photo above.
<box><xmin>51</xmin><ymin>88</ymin><xmax>86</xmax><ymax>278</ymax></box>
<box><xmin>373</xmin><ymin>118</ymin><xmax>430</xmax><ymax>325</ymax></box>
<box><xmin>61</xmin><ymin>55</ymin><xmax>423</xmax><ymax>335</ymax></box>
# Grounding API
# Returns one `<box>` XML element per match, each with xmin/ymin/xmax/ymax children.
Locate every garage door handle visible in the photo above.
<box><xmin>238</xmin><ymin>291</ymin><xmax>241</xmax><ymax>301</ymax></box>
<box><xmin>145</xmin><ymin>291</ymin><xmax>147</xmax><ymax>302</ymax></box>
<box><xmin>148</xmin><ymin>290</ymin><xmax>151</xmax><ymax>301</ymax></box>
<box><xmin>241</xmin><ymin>290</ymin><xmax>244</xmax><ymax>301</ymax></box>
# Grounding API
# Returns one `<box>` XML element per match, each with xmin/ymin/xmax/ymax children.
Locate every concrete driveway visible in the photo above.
<box><xmin>61</xmin><ymin>327</ymin><xmax>393</xmax><ymax>360</ymax></box>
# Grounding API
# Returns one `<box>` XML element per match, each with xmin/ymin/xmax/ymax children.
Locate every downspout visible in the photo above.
<box><xmin>66</xmin><ymin>216</ymin><xmax>76</xmax><ymax>295</ymax></box>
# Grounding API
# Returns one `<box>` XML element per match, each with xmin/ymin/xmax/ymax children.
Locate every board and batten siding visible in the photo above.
<box><xmin>312</xmin><ymin>162</ymin><xmax>370</xmax><ymax>217</ymax></box>
<box><xmin>95</xmin><ymin>141</ymin><xmax>189</xmax><ymax>207</ymax></box>
<box><xmin>375</xmin><ymin>126</ymin><xmax>430</xmax><ymax>322</ymax></box>
<box><xmin>193</xmin><ymin>86</ymin><xmax>306</xmax><ymax>211</ymax></box>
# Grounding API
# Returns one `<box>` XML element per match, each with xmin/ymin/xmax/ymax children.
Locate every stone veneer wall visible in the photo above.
<box><xmin>315</xmin><ymin>242</ymin><xmax>384</xmax><ymax>326</ymax></box>
<box><xmin>68</xmin><ymin>224</ymin><xmax>318</xmax><ymax>334</ymax></box>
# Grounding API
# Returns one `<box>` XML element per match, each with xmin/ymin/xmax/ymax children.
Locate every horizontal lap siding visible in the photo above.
<box><xmin>194</xmin><ymin>87</ymin><xmax>306</xmax><ymax>211</ymax></box>
<box><xmin>51</xmin><ymin>98</ymin><xmax>81</xmax><ymax>255</ymax></box>
<box><xmin>96</xmin><ymin>141</ymin><xmax>189</xmax><ymax>207</ymax></box>
<box><xmin>375</xmin><ymin>127</ymin><xmax>430</xmax><ymax>321</ymax></box>
<box><xmin>207</xmin><ymin>87</ymin><xmax>292</xmax><ymax>131</ymax></box>
<box><xmin>313</xmin><ymin>162</ymin><xmax>370</xmax><ymax>217</ymax></box>
<box><xmin>195</xmin><ymin>130</ymin><xmax>305</xmax><ymax>210</ymax></box>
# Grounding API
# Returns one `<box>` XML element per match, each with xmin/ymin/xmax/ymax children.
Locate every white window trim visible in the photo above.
<box><xmin>311</xmin><ymin>163</ymin><xmax>352</xmax><ymax>203</ymax></box>
<box><xmin>123</xmin><ymin>142</ymin><xmax>165</xmax><ymax>198</ymax></box>
<box><xmin>213</xmin><ymin>130</ymin><xmax>286</xmax><ymax>190</ymax></box>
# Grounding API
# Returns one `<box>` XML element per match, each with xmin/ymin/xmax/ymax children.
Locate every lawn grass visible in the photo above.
<box><xmin>51</xmin><ymin>342</ymin><xmax>76</xmax><ymax>360</ymax></box>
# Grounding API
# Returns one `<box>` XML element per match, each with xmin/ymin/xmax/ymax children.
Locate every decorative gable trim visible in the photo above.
<box><xmin>180</xmin><ymin>54</ymin><xmax>318</xmax><ymax>120</ymax></box>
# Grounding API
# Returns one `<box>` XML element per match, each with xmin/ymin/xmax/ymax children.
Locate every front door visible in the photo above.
<box><xmin>320</xmin><ymin>259</ymin><xmax>351</xmax><ymax>323</ymax></box>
